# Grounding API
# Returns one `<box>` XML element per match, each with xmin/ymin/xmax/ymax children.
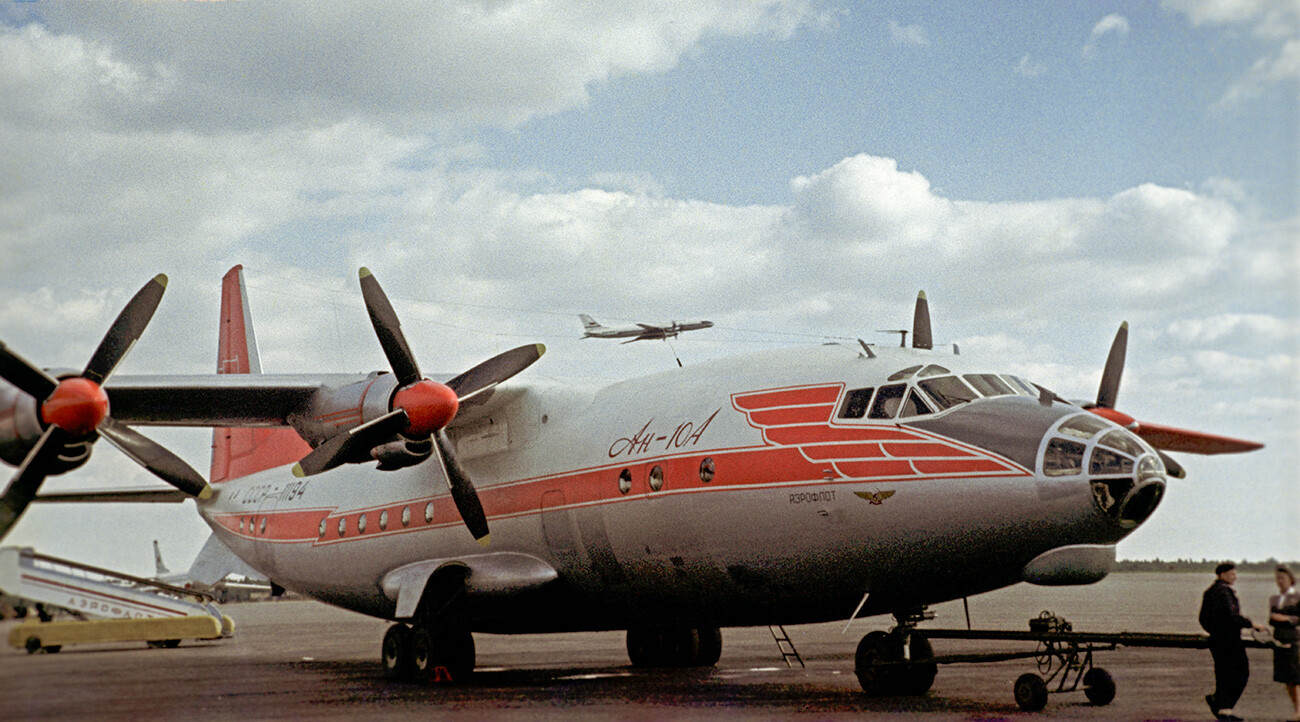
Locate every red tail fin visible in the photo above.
<box><xmin>209</xmin><ymin>266</ymin><xmax>311</xmax><ymax>483</ymax></box>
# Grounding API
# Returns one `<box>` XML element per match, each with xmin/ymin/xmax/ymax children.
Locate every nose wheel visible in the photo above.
<box><xmin>854</xmin><ymin>630</ymin><xmax>937</xmax><ymax>696</ymax></box>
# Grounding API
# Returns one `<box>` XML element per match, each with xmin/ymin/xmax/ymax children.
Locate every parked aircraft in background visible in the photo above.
<box><xmin>579</xmin><ymin>314</ymin><xmax>713</xmax><ymax>343</ymax></box>
<box><xmin>152</xmin><ymin>536</ymin><xmax>272</xmax><ymax>602</ymax></box>
<box><xmin>0</xmin><ymin>266</ymin><xmax>1262</xmax><ymax>702</ymax></box>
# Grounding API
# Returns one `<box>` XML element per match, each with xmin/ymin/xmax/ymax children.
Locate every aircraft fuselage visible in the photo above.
<box><xmin>199</xmin><ymin>343</ymin><xmax>1163</xmax><ymax>632</ymax></box>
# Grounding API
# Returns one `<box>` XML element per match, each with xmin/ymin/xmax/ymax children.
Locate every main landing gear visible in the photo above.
<box><xmin>382</xmin><ymin>621</ymin><xmax>475</xmax><ymax>684</ymax></box>
<box><xmin>626</xmin><ymin>626</ymin><xmax>723</xmax><ymax>668</ymax></box>
<box><xmin>381</xmin><ymin>568</ymin><xmax>476</xmax><ymax>685</ymax></box>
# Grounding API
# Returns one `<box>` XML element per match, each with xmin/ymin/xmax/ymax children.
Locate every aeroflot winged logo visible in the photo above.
<box><xmin>854</xmin><ymin>490</ymin><xmax>896</xmax><ymax>505</ymax></box>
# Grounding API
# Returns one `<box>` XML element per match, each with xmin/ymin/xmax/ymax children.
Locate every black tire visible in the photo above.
<box><xmin>1014</xmin><ymin>672</ymin><xmax>1049</xmax><ymax>712</ymax></box>
<box><xmin>412</xmin><ymin>626</ymin><xmax>475</xmax><ymax>685</ymax></box>
<box><xmin>24</xmin><ymin>637</ymin><xmax>42</xmax><ymax>654</ymax></box>
<box><xmin>855</xmin><ymin>631</ymin><xmax>898</xmax><ymax>695</ymax></box>
<box><xmin>382</xmin><ymin>624</ymin><xmax>414</xmax><ymax>681</ymax></box>
<box><xmin>695</xmin><ymin>627</ymin><xmax>723</xmax><ymax>667</ymax></box>
<box><xmin>900</xmin><ymin>636</ymin><xmax>936</xmax><ymax>696</ymax></box>
<box><xmin>661</xmin><ymin>627</ymin><xmax>701</xmax><ymax>667</ymax></box>
<box><xmin>1082</xmin><ymin>667</ymin><xmax>1116</xmax><ymax>706</ymax></box>
<box><xmin>44</xmin><ymin>645</ymin><xmax>60</xmax><ymax>654</ymax></box>
<box><xmin>627</xmin><ymin>627</ymin><xmax>665</xmax><ymax>667</ymax></box>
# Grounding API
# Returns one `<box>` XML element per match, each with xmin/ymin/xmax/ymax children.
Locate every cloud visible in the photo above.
<box><xmin>888</xmin><ymin>19</ymin><xmax>929</xmax><ymax>47</ymax></box>
<box><xmin>20</xmin><ymin>1</ymin><xmax>819</xmax><ymax>132</ymax></box>
<box><xmin>1161</xmin><ymin>0</ymin><xmax>1300</xmax><ymax>107</ymax></box>
<box><xmin>1015</xmin><ymin>54</ymin><xmax>1049</xmax><ymax>77</ymax></box>
<box><xmin>1083</xmin><ymin>14</ymin><xmax>1130</xmax><ymax>58</ymax></box>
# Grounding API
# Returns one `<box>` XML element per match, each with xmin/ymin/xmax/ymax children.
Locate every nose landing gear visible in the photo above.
<box><xmin>854</xmin><ymin>610</ymin><xmax>938</xmax><ymax>697</ymax></box>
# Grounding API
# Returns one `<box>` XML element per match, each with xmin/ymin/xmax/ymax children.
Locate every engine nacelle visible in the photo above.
<box><xmin>0</xmin><ymin>381</ymin><xmax>93</xmax><ymax>474</ymax></box>
<box><xmin>287</xmin><ymin>372</ymin><xmax>402</xmax><ymax>447</ymax></box>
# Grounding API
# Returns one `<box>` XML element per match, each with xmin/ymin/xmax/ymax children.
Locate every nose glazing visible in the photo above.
<box><xmin>1042</xmin><ymin>414</ymin><xmax>1166</xmax><ymax>528</ymax></box>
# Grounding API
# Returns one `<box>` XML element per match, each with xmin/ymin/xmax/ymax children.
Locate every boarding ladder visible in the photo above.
<box><xmin>769</xmin><ymin>624</ymin><xmax>805</xmax><ymax>668</ymax></box>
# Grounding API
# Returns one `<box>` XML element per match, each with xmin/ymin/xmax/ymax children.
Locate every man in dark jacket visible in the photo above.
<box><xmin>1200</xmin><ymin>562</ymin><xmax>1266</xmax><ymax>721</ymax></box>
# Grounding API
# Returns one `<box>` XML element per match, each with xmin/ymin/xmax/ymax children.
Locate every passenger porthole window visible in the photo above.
<box><xmin>337</xmin><ymin>517</ymin><xmax>347</xmax><ymax>537</ymax></box>
<box><xmin>358</xmin><ymin>514</ymin><xmax>367</xmax><ymax>534</ymax></box>
<box><xmin>379</xmin><ymin>510</ymin><xmax>389</xmax><ymax>531</ymax></box>
<box><xmin>239</xmin><ymin>518</ymin><xmax>245</xmax><ymax>533</ymax></box>
<box><xmin>424</xmin><ymin>502</ymin><xmax>434</xmax><ymax>523</ymax></box>
<box><xmin>318</xmin><ymin>518</ymin><xmax>326</xmax><ymax>538</ymax></box>
<box><xmin>259</xmin><ymin>517</ymin><xmax>267</xmax><ymax>534</ymax></box>
<box><xmin>401</xmin><ymin>506</ymin><xmax>411</xmax><ymax>527</ymax></box>
<box><xmin>699</xmin><ymin>457</ymin><xmax>716</xmax><ymax>483</ymax></box>
<box><xmin>618</xmin><ymin>469</ymin><xmax>632</xmax><ymax>494</ymax></box>
<box><xmin>649</xmin><ymin>465</ymin><xmax>664</xmax><ymax>492</ymax></box>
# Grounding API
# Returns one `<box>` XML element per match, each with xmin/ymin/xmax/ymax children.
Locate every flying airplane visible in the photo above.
<box><xmin>0</xmin><ymin>267</ymin><xmax>1262</xmax><ymax>698</ymax></box>
<box><xmin>579</xmin><ymin>314</ymin><xmax>713</xmax><ymax>343</ymax></box>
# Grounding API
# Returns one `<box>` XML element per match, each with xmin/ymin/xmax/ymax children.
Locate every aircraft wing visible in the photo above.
<box><xmin>103</xmin><ymin>373</ymin><xmax>368</xmax><ymax>426</ymax></box>
<box><xmin>634</xmin><ymin>323</ymin><xmax>665</xmax><ymax>331</ymax></box>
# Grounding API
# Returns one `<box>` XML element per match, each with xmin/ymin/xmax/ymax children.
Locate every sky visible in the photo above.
<box><xmin>0</xmin><ymin>1</ymin><xmax>1296</xmax><ymax>578</ymax></box>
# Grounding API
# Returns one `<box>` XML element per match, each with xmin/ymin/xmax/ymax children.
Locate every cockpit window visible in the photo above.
<box><xmin>888</xmin><ymin>365</ymin><xmax>923</xmax><ymax>382</ymax></box>
<box><xmin>869</xmin><ymin>384</ymin><xmax>907</xmax><ymax>419</ymax></box>
<box><xmin>964</xmin><ymin>374</ymin><xmax>1014</xmax><ymax>397</ymax></box>
<box><xmin>1059</xmin><ymin>414</ymin><xmax>1110</xmax><ymax>440</ymax></box>
<box><xmin>1100</xmin><ymin>430</ymin><xmax>1145</xmax><ymax>457</ymax></box>
<box><xmin>1044</xmin><ymin>438</ymin><xmax>1086</xmax><ymax>477</ymax></box>
<box><xmin>917</xmin><ymin>364</ymin><xmax>951</xmax><ymax>378</ymax></box>
<box><xmin>900</xmin><ymin>389</ymin><xmax>934</xmax><ymax>417</ymax></box>
<box><xmin>838</xmin><ymin>387</ymin><xmax>875</xmax><ymax>419</ymax></box>
<box><xmin>1002</xmin><ymin>375</ymin><xmax>1038</xmax><ymax>397</ymax></box>
<box><xmin>1090</xmin><ymin>447</ymin><xmax>1135</xmax><ymax>475</ymax></box>
<box><xmin>916</xmin><ymin>376</ymin><xmax>978</xmax><ymax>410</ymax></box>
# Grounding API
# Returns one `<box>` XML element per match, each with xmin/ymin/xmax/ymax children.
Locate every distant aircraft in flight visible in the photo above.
<box><xmin>579</xmin><ymin>314</ymin><xmax>713</xmax><ymax>343</ymax></box>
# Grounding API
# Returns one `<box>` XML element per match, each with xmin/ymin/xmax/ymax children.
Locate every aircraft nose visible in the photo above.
<box><xmin>1043</xmin><ymin>414</ymin><xmax>1166</xmax><ymax>529</ymax></box>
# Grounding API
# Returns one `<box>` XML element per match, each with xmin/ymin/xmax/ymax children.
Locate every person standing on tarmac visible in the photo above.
<box><xmin>1200</xmin><ymin>562</ymin><xmax>1267</xmax><ymax>721</ymax></box>
<box><xmin>1268</xmin><ymin>564</ymin><xmax>1300</xmax><ymax>722</ymax></box>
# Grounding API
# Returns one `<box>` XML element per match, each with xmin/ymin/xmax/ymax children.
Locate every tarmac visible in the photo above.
<box><xmin>1</xmin><ymin>574</ymin><xmax>1296</xmax><ymax>720</ymax></box>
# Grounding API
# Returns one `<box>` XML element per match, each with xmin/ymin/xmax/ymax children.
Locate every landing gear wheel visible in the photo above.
<box><xmin>695</xmin><ymin>627</ymin><xmax>723</xmax><ymax>667</ymax></box>
<box><xmin>855</xmin><ymin>631</ymin><xmax>935</xmax><ymax>696</ymax></box>
<box><xmin>1082</xmin><ymin>667</ymin><xmax>1115</xmax><ymax>706</ymax></box>
<box><xmin>626</xmin><ymin>626</ymin><xmax>721</xmax><ymax>667</ymax></box>
<box><xmin>412</xmin><ymin>626</ymin><xmax>475</xmax><ymax>685</ymax></box>
<box><xmin>1014</xmin><ymin>672</ymin><xmax>1049</xmax><ymax>712</ymax></box>
<box><xmin>381</xmin><ymin>624</ymin><xmax>414</xmax><ymax>681</ymax></box>
<box><xmin>899</xmin><ymin>636</ymin><xmax>936</xmax><ymax>696</ymax></box>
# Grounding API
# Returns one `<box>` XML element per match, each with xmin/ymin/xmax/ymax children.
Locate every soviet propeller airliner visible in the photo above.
<box><xmin>0</xmin><ymin>267</ymin><xmax>1262</xmax><ymax>699</ymax></box>
<box><xmin>579</xmin><ymin>314</ymin><xmax>713</xmax><ymax>343</ymax></box>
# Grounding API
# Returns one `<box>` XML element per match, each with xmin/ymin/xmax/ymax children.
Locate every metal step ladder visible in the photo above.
<box><xmin>769</xmin><ymin>624</ymin><xmax>805</xmax><ymax>668</ymax></box>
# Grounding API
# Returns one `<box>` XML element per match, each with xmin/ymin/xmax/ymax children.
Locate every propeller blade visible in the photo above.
<box><xmin>0</xmin><ymin>426</ymin><xmax>68</xmax><ymax>539</ymax></box>
<box><xmin>1133</xmin><ymin>421</ymin><xmax>1264</xmax><ymax>455</ymax></box>
<box><xmin>1096</xmin><ymin>321</ymin><xmax>1127</xmax><ymax>409</ymax></box>
<box><xmin>433</xmin><ymin>431</ymin><xmax>490</xmax><ymax>546</ymax></box>
<box><xmin>293</xmin><ymin>409</ymin><xmax>410</xmax><ymax>477</ymax></box>
<box><xmin>0</xmin><ymin>342</ymin><xmax>59</xmax><ymax>400</ymax></box>
<box><xmin>912</xmin><ymin>291</ymin><xmax>933</xmax><ymax>350</ymax></box>
<box><xmin>96</xmin><ymin>418</ymin><xmax>212</xmax><ymax>498</ymax></box>
<box><xmin>82</xmin><ymin>274</ymin><xmax>168</xmax><ymax>385</ymax></box>
<box><xmin>359</xmin><ymin>267</ymin><xmax>422</xmax><ymax>387</ymax></box>
<box><xmin>445</xmin><ymin>344</ymin><xmax>547</xmax><ymax>400</ymax></box>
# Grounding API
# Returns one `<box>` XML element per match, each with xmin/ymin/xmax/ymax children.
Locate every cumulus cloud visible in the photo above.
<box><xmin>22</xmin><ymin>1</ymin><xmax>818</xmax><ymax>132</ymax></box>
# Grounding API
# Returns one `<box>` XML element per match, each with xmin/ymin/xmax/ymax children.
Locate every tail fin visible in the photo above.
<box><xmin>209</xmin><ymin>266</ymin><xmax>311</xmax><ymax>483</ymax></box>
<box><xmin>579</xmin><ymin>314</ymin><xmax>603</xmax><ymax>331</ymax></box>
<box><xmin>153</xmin><ymin>539</ymin><xmax>170</xmax><ymax>576</ymax></box>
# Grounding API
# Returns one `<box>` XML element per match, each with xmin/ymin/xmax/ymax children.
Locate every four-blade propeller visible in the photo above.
<box><xmin>0</xmin><ymin>275</ymin><xmax>211</xmax><ymax>540</ymax></box>
<box><xmin>292</xmin><ymin>267</ymin><xmax>545</xmax><ymax>547</ymax></box>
